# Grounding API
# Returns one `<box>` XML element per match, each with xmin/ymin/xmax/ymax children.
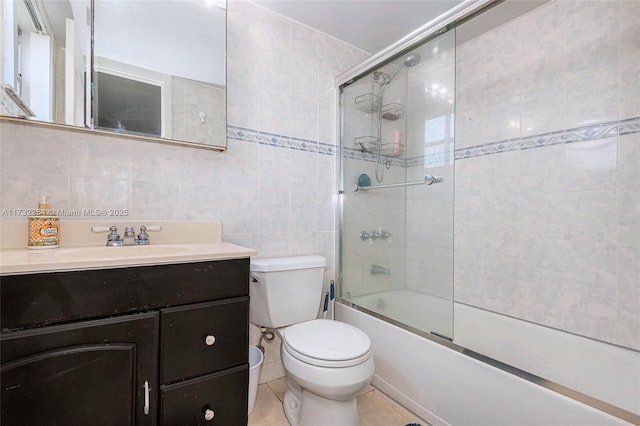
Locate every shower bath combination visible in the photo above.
<box><xmin>342</xmin><ymin>29</ymin><xmax>455</xmax><ymax>342</ymax></box>
<box><xmin>341</xmin><ymin>0</ymin><xmax>640</xmax><ymax>422</ymax></box>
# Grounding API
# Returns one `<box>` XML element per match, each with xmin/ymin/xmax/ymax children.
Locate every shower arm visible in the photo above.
<box><xmin>353</xmin><ymin>174</ymin><xmax>443</xmax><ymax>192</ymax></box>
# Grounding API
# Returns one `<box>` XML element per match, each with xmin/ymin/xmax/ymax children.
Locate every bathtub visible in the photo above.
<box><xmin>348</xmin><ymin>289</ymin><xmax>453</xmax><ymax>340</ymax></box>
<box><xmin>339</xmin><ymin>289</ymin><xmax>639</xmax><ymax>425</ymax></box>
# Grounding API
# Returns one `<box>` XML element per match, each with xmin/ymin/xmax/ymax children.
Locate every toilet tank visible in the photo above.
<box><xmin>250</xmin><ymin>255</ymin><xmax>327</xmax><ymax>328</ymax></box>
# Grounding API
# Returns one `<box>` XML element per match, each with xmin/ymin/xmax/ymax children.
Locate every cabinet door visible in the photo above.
<box><xmin>161</xmin><ymin>364</ymin><xmax>248</xmax><ymax>426</ymax></box>
<box><xmin>1</xmin><ymin>312</ymin><xmax>158</xmax><ymax>426</ymax></box>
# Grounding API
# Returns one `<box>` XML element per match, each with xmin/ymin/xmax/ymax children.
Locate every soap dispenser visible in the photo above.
<box><xmin>28</xmin><ymin>196</ymin><xmax>60</xmax><ymax>249</ymax></box>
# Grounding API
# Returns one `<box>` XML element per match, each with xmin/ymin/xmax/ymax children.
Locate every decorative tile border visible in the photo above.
<box><xmin>454</xmin><ymin>116</ymin><xmax>640</xmax><ymax>161</ymax></box>
<box><xmin>226</xmin><ymin>125</ymin><xmax>261</xmax><ymax>144</ymax></box>
<box><xmin>228</xmin><ymin>116</ymin><xmax>639</xmax><ymax>165</ymax></box>
<box><xmin>343</xmin><ymin>146</ymin><xmax>405</xmax><ymax>167</ymax></box>
<box><xmin>562</xmin><ymin>120</ymin><xmax>619</xmax><ymax>144</ymax></box>
<box><xmin>226</xmin><ymin>125</ymin><xmax>337</xmax><ymax>156</ymax></box>
<box><xmin>454</xmin><ymin>145</ymin><xmax>484</xmax><ymax>160</ymax></box>
<box><xmin>518</xmin><ymin>132</ymin><xmax>566</xmax><ymax>151</ymax></box>
<box><xmin>405</xmin><ymin>156</ymin><xmax>426</xmax><ymax>168</ymax></box>
<box><xmin>619</xmin><ymin>116</ymin><xmax>640</xmax><ymax>136</ymax></box>
<box><xmin>317</xmin><ymin>143</ymin><xmax>338</xmax><ymax>156</ymax></box>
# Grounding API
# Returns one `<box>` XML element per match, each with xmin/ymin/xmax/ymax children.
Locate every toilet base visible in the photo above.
<box><xmin>283</xmin><ymin>388</ymin><xmax>359</xmax><ymax>426</ymax></box>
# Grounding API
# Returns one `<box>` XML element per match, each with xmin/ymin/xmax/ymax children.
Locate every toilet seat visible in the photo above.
<box><xmin>282</xmin><ymin>319</ymin><xmax>371</xmax><ymax>368</ymax></box>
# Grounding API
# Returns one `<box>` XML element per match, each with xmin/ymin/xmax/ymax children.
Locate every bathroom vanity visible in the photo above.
<box><xmin>0</xmin><ymin>222</ymin><xmax>256</xmax><ymax>425</ymax></box>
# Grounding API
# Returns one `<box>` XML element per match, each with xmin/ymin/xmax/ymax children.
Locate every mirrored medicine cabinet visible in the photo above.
<box><xmin>0</xmin><ymin>0</ymin><xmax>227</xmax><ymax>149</ymax></box>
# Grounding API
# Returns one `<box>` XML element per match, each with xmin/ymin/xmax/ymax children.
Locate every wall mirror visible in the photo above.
<box><xmin>1</xmin><ymin>0</ymin><xmax>227</xmax><ymax>149</ymax></box>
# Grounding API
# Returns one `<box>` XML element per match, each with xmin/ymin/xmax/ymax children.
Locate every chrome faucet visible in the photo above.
<box><xmin>105</xmin><ymin>225</ymin><xmax>122</xmax><ymax>246</ymax></box>
<box><xmin>122</xmin><ymin>226</ymin><xmax>136</xmax><ymax>245</ymax></box>
<box><xmin>370</xmin><ymin>264</ymin><xmax>391</xmax><ymax>275</ymax></box>
<box><xmin>136</xmin><ymin>225</ymin><xmax>151</xmax><ymax>245</ymax></box>
<box><xmin>92</xmin><ymin>225</ymin><xmax>162</xmax><ymax>246</ymax></box>
<box><xmin>361</xmin><ymin>228</ymin><xmax>391</xmax><ymax>245</ymax></box>
<box><xmin>360</xmin><ymin>231</ymin><xmax>380</xmax><ymax>241</ymax></box>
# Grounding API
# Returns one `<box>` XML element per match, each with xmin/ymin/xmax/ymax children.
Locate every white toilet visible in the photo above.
<box><xmin>249</xmin><ymin>255</ymin><xmax>374</xmax><ymax>426</ymax></box>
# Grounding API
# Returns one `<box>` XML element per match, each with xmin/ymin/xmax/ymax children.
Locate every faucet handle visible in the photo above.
<box><xmin>91</xmin><ymin>225</ymin><xmax>119</xmax><ymax>239</ymax></box>
<box><xmin>106</xmin><ymin>226</ymin><xmax>120</xmax><ymax>242</ymax></box>
<box><xmin>136</xmin><ymin>225</ymin><xmax>161</xmax><ymax>245</ymax></box>
<box><xmin>91</xmin><ymin>226</ymin><xmax>111</xmax><ymax>233</ymax></box>
<box><xmin>91</xmin><ymin>225</ymin><xmax>122</xmax><ymax>246</ymax></box>
<box><xmin>137</xmin><ymin>225</ymin><xmax>149</xmax><ymax>245</ymax></box>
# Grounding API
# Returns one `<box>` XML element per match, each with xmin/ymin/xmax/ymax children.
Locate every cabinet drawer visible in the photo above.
<box><xmin>2</xmin><ymin>258</ymin><xmax>249</xmax><ymax>331</ymax></box>
<box><xmin>161</xmin><ymin>364</ymin><xmax>248</xmax><ymax>426</ymax></box>
<box><xmin>161</xmin><ymin>297</ymin><xmax>248</xmax><ymax>384</ymax></box>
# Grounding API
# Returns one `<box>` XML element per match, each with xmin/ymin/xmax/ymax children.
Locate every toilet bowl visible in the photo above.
<box><xmin>249</xmin><ymin>256</ymin><xmax>375</xmax><ymax>426</ymax></box>
<box><xmin>280</xmin><ymin>319</ymin><xmax>374</xmax><ymax>425</ymax></box>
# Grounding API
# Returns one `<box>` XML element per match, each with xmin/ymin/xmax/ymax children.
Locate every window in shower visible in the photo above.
<box><xmin>340</xmin><ymin>29</ymin><xmax>456</xmax><ymax>341</ymax></box>
<box><xmin>424</xmin><ymin>113</ymin><xmax>454</xmax><ymax>168</ymax></box>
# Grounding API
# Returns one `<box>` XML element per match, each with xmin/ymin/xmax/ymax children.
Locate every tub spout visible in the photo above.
<box><xmin>370</xmin><ymin>264</ymin><xmax>391</xmax><ymax>275</ymax></box>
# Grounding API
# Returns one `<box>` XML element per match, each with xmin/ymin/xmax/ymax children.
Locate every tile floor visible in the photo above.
<box><xmin>248</xmin><ymin>377</ymin><xmax>427</xmax><ymax>426</ymax></box>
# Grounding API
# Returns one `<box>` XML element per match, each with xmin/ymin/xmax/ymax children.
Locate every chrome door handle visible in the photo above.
<box><xmin>144</xmin><ymin>381</ymin><xmax>150</xmax><ymax>415</ymax></box>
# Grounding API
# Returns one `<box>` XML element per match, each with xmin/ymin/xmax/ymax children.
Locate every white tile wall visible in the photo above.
<box><xmin>454</xmin><ymin>0</ymin><xmax>640</xmax><ymax>350</ymax></box>
<box><xmin>1</xmin><ymin>0</ymin><xmax>368</xmax><ymax>382</ymax></box>
<box><xmin>224</xmin><ymin>0</ymin><xmax>367</xmax><ymax>265</ymax></box>
<box><xmin>171</xmin><ymin>77</ymin><xmax>226</xmax><ymax>146</ymax></box>
<box><xmin>1</xmin><ymin>0</ymin><xmax>366</xmax><ymax>259</ymax></box>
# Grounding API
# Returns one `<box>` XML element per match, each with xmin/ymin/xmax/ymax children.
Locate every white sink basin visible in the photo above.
<box><xmin>58</xmin><ymin>244</ymin><xmax>191</xmax><ymax>259</ymax></box>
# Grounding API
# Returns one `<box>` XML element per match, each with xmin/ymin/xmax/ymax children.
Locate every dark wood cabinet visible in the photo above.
<box><xmin>1</xmin><ymin>258</ymin><xmax>250</xmax><ymax>426</ymax></box>
<box><xmin>1</xmin><ymin>313</ymin><xmax>159</xmax><ymax>425</ymax></box>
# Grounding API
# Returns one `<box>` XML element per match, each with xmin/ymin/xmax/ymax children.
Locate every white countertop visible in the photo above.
<box><xmin>0</xmin><ymin>242</ymin><xmax>257</xmax><ymax>275</ymax></box>
<box><xmin>0</xmin><ymin>220</ymin><xmax>257</xmax><ymax>275</ymax></box>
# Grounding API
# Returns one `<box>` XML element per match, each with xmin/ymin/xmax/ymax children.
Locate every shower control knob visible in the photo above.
<box><xmin>205</xmin><ymin>335</ymin><xmax>216</xmax><ymax>346</ymax></box>
<box><xmin>204</xmin><ymin>408</ymin><xmax>215</xmax><ymax>421</ymax></box>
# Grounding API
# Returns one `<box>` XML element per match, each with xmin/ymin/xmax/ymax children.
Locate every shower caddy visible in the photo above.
<box><xmin>354</xmin><ymin>85</ymin><xmax>406</xmax><ymax>158</ymax></box>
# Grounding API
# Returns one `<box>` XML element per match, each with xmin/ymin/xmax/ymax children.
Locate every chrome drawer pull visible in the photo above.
<box><xmin>204</xmin><ymin>408</ymin><xmax>215</xmax><ymax>421</ymax></box>
<box><xmin>144</xmin><ymin>381</ymin><xmax>150</xmax><ymax>415</ymax></box>
<box><xmin>205</xmin><ymin>335</ymin><xmax>216</xmax><ymax>346</ymax></box>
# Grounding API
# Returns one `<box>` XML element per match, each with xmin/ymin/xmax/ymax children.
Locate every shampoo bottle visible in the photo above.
<box><xmin>28</xmin><ymin>196</ymin><xmax>60</xmax><ymax>249</ymax></box>
<box><xmin>393</xmin><ymin>128</ymin><xmax>403</xmax><ymax>157</ymax></box>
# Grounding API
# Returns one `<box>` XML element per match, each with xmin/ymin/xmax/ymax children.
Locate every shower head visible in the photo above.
<box><xmin>381</xmin><ymin>52</ymin><xmax>421</xmax><ymax>86</ymax></box>
<box><xmin>403</xmin><ymin>53</ymin><xmax>421</xmax><ymax>67</ymax></box>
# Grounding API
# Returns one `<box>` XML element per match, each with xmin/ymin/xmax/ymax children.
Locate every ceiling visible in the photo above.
<box><xmin>252</xmin><ymin>0</ymin><xmax>465</xmax><ymax>54</ymax></box>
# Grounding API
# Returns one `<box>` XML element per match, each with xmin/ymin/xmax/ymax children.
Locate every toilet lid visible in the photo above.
<box><xmin>282</xmin><ymin>320</ymin><xmax>371</xmax><ymax>367</ymax></box>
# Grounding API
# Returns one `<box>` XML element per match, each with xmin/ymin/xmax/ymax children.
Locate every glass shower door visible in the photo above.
<box><xmin>340</xmin><ymin>29</ymin><xmax>456</xmax><ymax>340</ymax></box>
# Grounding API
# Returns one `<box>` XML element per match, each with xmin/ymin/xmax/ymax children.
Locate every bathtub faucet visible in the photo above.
<box><xmin>370</xmin><ymin>264</ymin><xmax>391</xmax><ymax>275</ymax></box>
